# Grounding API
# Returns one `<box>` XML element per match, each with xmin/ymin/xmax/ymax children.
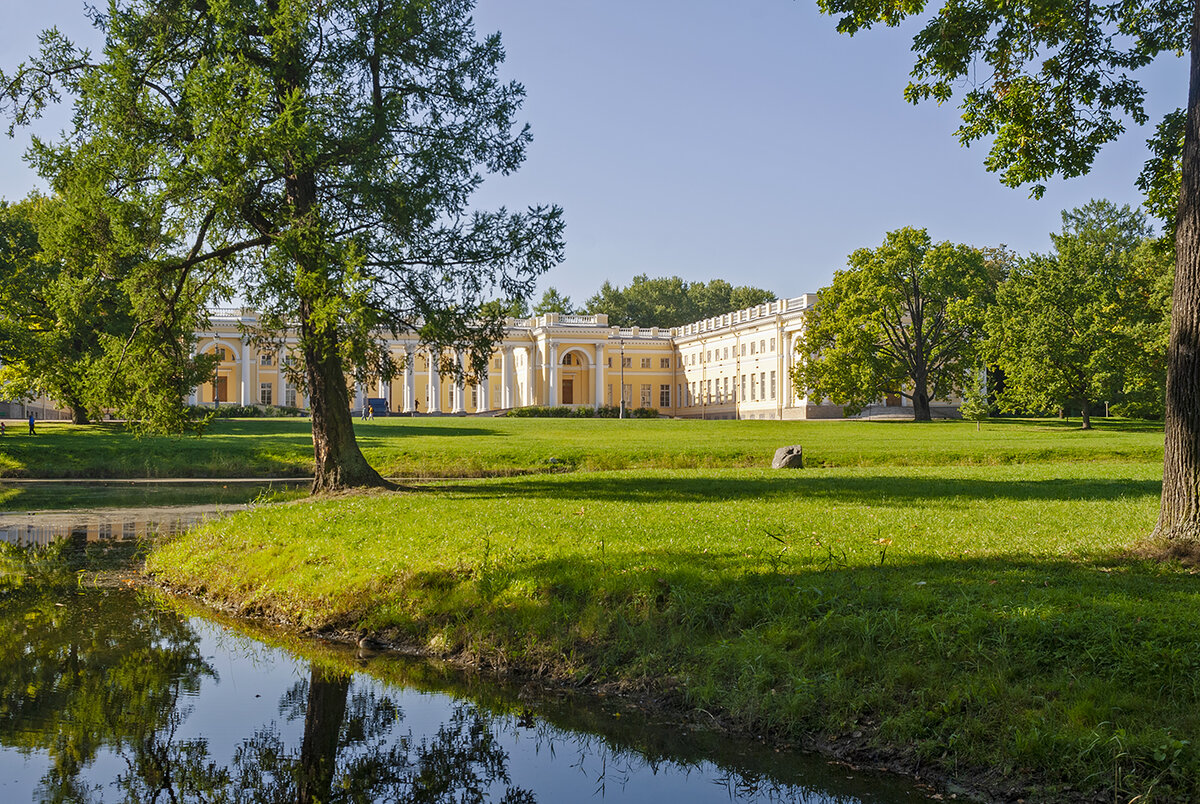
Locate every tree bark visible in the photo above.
<box><xmin>1155</xmin><ymin>0</ymin><xmax>1200</xmax><ymax>541</ymax></box>
<box><xmin>1080</xmin><ymin>399</ymin><xmax>1092</xmax><ymax>430</ymax></box>
<box><xmin>302</xmin><ymin>308</ymin><xmax>390</xmax><ymax>493</ymax></box>
<box><xmin>911</xmin><ymin>382</ymin><xmax>932</xmax><ymax>422</ymax></box>
<box><xmin>67</xmin><ymin>401</ymin><xmax>89</xmax><ymax>425</ymax></box>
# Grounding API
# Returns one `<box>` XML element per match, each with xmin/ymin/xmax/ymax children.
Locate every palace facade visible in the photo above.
<box><xmin>191</xmin><ymin>294</ymin><xmax>934</xmax><ymax>419</ymax></box>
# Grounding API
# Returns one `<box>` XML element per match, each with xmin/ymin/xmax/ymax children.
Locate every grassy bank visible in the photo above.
<box><xmin>0</xmin><ymin>416</ymin><xmax>1165</xmax><ymax>479</ymax></box>
<box><xmin>146</xmin><ymin>460</ymin><xmax>1199</xmax><ymax>802</ymax></box>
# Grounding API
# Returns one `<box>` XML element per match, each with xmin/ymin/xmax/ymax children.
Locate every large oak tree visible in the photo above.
<box><xmin>816</xmin><ymin>0</ymin><xmax>1200</xmax><ymax>538</ymax></box>
<box><xmin>1</xmin><ymin>0</ymin><xmax>563</xmax><ymax>491</ymax></box>
<box><xmin>792</xmin><ymin>227</ymin><xmax>991</xmax><ymax>421</ymax></box>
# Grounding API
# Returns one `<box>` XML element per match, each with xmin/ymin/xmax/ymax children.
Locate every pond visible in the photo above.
<box><xmin>0</xmin><ymin>509</ymin><xmax>935</xmax><ymax>803</ymax></box>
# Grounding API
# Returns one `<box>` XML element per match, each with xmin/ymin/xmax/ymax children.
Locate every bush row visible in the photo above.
<box><xmin>188</xmin><ymin>404</ymin><xmax>307</xmax><ymax>419</ymax></box>
<box><xmin>504</xmin><ymin>405</ymin><xmax>660</xmax><ymax>419</ymax></box>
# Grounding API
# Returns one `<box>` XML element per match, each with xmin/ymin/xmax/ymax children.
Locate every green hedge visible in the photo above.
<box><xmin>188</xmin><ymin>404</ymin><xmax>307</xmax><ymax>419</ymax></box>
<box><xmin>504</xmin><ymin>405</ymin><xmax>660</xmax><ymax>419</ymax></box>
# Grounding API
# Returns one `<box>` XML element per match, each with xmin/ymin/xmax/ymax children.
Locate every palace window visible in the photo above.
<box><xmin>770</xmin><ymin>371</ymin><xmax>777</xmax><ymax>400</ymax></box>
<box><xmin>770</xmin><ymin>338</ymin><xmax>776</xmax><ymax>352</ymax></box>
<box><xmin>760</xmin><ymin>339</ymin><xmax>766</xmax><ymax>353</ymax></box>
<box><xmin>214</xmin><ymin>347</ymin><xmax>228</xmax><ymax>362</ymax></box>
<box><xmin>741</xmin><ymin>343</ymin><xmax>747</xmax><ymax>356</ymax></box>
<box><xmin>660</xmin><ymin>384</ymin><xmax>670</xmax><ymax>407</ymax></box>
<box><xmin>622</xmin><ymin>356</ymin><xmax>632</xmax><ymax>368</ymax></box>
<box><xmin>641</xmin><ymin>357</ymin><xmax>651</xmax><ymax>369</ymax></box>
<box><xmin>742</xmin><ymin>375</ymin><xmax>747</xmax><ymax>401</ymax></box>
<box><xmin>286</xmin><ymin>388</ymin><xmax>297</xmax><ymax>408</ymax></box>
<box><xmin>750</xmin><ymin>342</ymin><xmax>755</xmax><ymax>355</ymax></box>
<box><xmin>608</xmin><ymin>357</ymin><xmax>613</xmax><ymax>368</ymax></box>
<box><xmin>761</xmin><ymin>372</ymin><xmax>767</xmax><ymax>400</ymax></box>
<box><xmin>660</xmin><ymin>357</ymin><xmax>671</xmax><ymax>369</ymax></box>
<box><xmin>640</xmin><ymin>384</ymin><xmax>651</xmax><ymax>407</ymax></box>
<box><xmin>723</xmin><ymin>347</ymin><xmax>729</xmax><ymax>360</ymax></box>
<box><xmin>259</xmin><ymin>382</ymin><xmax>273</xmax><ymax>406</ymax></box>
<box><xmin>260</xmin><ymin>352</ymin><xmax>273</xmax><ymax>366</ymax></box>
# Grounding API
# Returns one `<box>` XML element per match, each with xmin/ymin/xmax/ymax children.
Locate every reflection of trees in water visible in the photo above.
<box><xmin>230</xmin><ymin>668</ymin><xmax>536</xmax><ymax>803</ymax></box>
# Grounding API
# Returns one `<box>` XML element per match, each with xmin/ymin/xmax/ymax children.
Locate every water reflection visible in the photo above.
<box><xmin>0</xmin><ymin>544</ymin><xmax>931</xmax><ymax>803</ymax></box>
<box><xmin>0</xmin><ymin>506</ymin><xmax>240</xmax><ymax>548</ymax></box>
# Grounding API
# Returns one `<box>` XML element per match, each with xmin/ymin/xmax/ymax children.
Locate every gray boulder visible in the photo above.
<box><xmin>772</xmin><ymin>445</ymin><xmax>803</xmax><ymax>469</ymax></box>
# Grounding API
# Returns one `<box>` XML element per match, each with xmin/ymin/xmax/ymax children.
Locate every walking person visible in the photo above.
<box><xmin>27</xmin><ymin>413</ymin><xmax>35</xmax><ymax>435</ymax></box>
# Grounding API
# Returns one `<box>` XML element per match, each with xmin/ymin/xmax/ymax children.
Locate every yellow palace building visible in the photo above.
<box><xmin>191</xmin><ymin>294</ymin><xmax>938</xmax><ymax>420</ymax></box>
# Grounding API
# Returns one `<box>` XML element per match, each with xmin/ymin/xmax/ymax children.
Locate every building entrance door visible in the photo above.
<box><xmin>562</xmin><ymin>378</ymin><xmax>574</xmax><ymax>404</ymax></box>
<box><xmin>214</xmin><ymin>376</ymin><xmax>228</xmax><ymax>403</ymax></box>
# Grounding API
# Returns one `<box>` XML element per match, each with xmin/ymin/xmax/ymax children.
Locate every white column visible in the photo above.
<box><xmin>354</xmin><ymin>383</ymin><xmax>365</xmax><ymax>413</ymax></box>
<box><xmin>428</xmin><ymin>349</ymin><xmax>440</xmax><ymax>413</ymax></box>
<box><xmin>479</xmin><ymin>352</ymin><xmax>490</xmax><ymax>412</ymax></box>
<box><xmin>502</xmin><ymin>346</ymin><xmax>514</xmax><ymax>409</ymax></box>
<box><xmin>526</xmin><ymin>346</ymin><xmax>535</xmax><ymax>405</ymax></box>
<box><xmin>403</xmin><ymin>345</ymin><xmax>415</xmax><ymax>413</ymax></box>
<box><xmin>452</xmin><ymin>350</ymin><xmax>467</xmax><ymax>413</ymax></box>
<box><xmin>239</xmin><ymin>340</ymin><xmax>249</xmax><ymax>406</ymax></box>
<box><xmin>278</xmin><ymin>347</ymin><xmax>288</xmax><ymax>408</ymax></box>
<box><xmin>548</xmin><ymin>343</ymin><xmax>558</xmax><ymax>406</ymax></box>
<box><xmin>593</xmin><ymin>343</ymin><xmax>604</xmax><ymax>408</ymax></box>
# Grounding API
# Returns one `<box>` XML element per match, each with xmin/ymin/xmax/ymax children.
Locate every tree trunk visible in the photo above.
<box><xmin>68</xmin><ymin>403</ymin><xmax>89</xmax><ymax>425</ymax></box>
<box><xmin>912</xmin><ymin>388</ymin><xmax>932</xmax><ymax>421</ymax></box>
<box><xmin>302</xmin><ymin>310</ymin><xmax>390</xmax><ymax>493</ymax></box>
<box><xmin>1156</xmin><ymin>0</ymin><xmax>1200</xmax><ymax>541</ymax></box>
<box><xmin>1080</xmin><ymin>399</ymin><xmax>1092</xmax><ymax>430</ymax></box>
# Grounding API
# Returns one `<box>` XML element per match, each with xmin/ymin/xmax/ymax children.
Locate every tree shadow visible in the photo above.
<box><xmin>445</xmin><ymin>472</ymin><xmax>1162</xmax><ymax>506</ymax></box>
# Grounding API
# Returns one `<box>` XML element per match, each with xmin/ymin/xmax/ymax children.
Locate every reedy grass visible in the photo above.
<box><xmin>147</xmin><ymin>461</ymin><xmax>1195</xmax><ymax>801</ymax></box>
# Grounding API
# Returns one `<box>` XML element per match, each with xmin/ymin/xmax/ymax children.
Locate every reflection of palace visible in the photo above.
<box><xmin>194</xmin><ymin>294</ymin><xmax>954</xmax><ymax>420</ymax></box>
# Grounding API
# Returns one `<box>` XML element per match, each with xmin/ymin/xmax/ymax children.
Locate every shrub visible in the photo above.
<box><xmin>505</xmin><ymin>405</ymin><xmax>660</xmax><ymax>419</ymax></box>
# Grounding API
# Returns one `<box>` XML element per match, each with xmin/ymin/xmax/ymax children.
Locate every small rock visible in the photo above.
<box><xmin>772</xmin><ymin>445</ymin><xmax>803</xmax><ymax>469</ymax></box>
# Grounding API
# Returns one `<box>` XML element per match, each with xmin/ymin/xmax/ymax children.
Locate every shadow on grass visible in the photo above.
<box><xmin>445</xmin><ymin>472</ymin><xmax>1162</xmax><ymax>505</ymax></box>
<box><xmin>383</xmin><ymin>547</ymin><xmax>1200</xmax><ymax>798</ymax></box>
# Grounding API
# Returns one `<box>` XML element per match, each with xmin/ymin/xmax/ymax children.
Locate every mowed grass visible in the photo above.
<box><xmin>0</xmin><ymin>415</ymin><xmax>1166</xmax><ymax>479</ymax></box>
<box><xmin>147</xmin><ymin>457</ymin><xmax>1200</xmax><ymax>802</ymax></box>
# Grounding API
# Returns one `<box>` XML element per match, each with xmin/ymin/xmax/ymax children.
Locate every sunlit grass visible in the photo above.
<box><xmin>0</xmin><ymin>415</ymin><xmax>1166</xmax><ymax>480</ymax></box>
<box><xmin>148</xmin><ymin>459</ymin><xmax>1196</xmax><ymax>801</ymax></box>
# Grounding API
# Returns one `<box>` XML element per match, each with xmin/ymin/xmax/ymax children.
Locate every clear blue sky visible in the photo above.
<box><xmin>0</xmin><ymin>1</ymin><xmax>1187</xmax><ymax>304</ymax></box>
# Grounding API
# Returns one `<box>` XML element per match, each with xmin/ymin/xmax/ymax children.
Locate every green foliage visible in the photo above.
<box><xmin>189</xmin><ymin>404</ymin><xmax>307</xmax><ymax>419</ymax></box>
<box><xmin>584</xmin><ymin>275</ymin><xmax>776</xmax><ymax>329</ymax></box>
<box><xmin>531</xmin><ymin>287</ymin><xmax>575</xmax><ymax>315</ymax></box>
<box><xmin>1</xmin><ymin>0</ymin><xmax>563</xmax><ymax>480</ymax></box>
<box><xmin>986</xmin><ymin>201</ymin><xmax>1172</xmax><ymax>425</ymax></box>
<box><xmin>504</xmin><ymin>405</ymin><xmax>659</xmax><ymax>418</ymax></box>
<box><xmin>0</xmin><ymin>195</ymin><xmax>216</xmax><ymax>432</ymax></box>
<box><xmin>793</xmin><ymin>227</ymin><xmax>992</xmax><ymax>420</ymax></box>
<box><xmin>817</xmin><ymin>0</ymin><xmax>1188</xmax><ymax>201</ymax></box>
<box><xmin>958</xmin><ymin>370</ymin><xmax>991</xmax><ymax>422</ymax></box>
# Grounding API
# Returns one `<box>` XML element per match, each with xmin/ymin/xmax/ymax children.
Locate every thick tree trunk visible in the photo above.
<box><xmin>302</xmin><ymin>310</ymin><xmax>390</xmax><ymax>493</ymax></box>
<box><xmin>1155</xmin><ymin>0</ymin><xmax>1200</xmax><ymax>541</ymax></box>
<box><xmin>1080</xmin><ymin>399</ymin><xmax>1092</xmax><ymax>430</ymax></box>
<box><xmin>68</xmin><ymin>403</ymin><xmax>88</xmax><ymax>425</ymax></box>
<box><xmin>912</xmin><ymin>388</ymin><xmax>932</xmax><ymax>421</ymax></box>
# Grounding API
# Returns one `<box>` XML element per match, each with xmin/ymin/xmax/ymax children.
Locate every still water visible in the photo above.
<box><xmin>0</xmin><ymin>509</ymin><xmax>934</xmax><ymax>803</ymax></box>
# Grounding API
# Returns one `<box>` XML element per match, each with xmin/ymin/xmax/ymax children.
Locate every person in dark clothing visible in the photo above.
<box><xmin>28</xmin><ymin>413</ymin><xmax>35</xmax><ymax>435</ymax></box>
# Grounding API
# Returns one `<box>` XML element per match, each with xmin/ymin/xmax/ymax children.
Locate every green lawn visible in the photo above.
<box><xmin>0</xmin><ymin>415</ymin><xmax>1166</xmax><ymax>479</ymax></box>
<box><xmin>147</xmin><ymin>444</ymin><xmax>1198</xmax><ymax>802</ymax></box>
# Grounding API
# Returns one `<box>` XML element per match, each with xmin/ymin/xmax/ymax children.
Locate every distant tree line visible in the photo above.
<box><xmin>792</xmin><ymin>200</ymin><xmax>1173</xmax><ymax>427</ymax></box>
<box><xmin>523</xmin><ymin>275</ymin><xmax>776</xmax><ymax>329</ymax></box>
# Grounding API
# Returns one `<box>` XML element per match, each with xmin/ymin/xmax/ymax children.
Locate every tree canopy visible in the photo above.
<box><xmin>2</xmin><ymin>0</ymin><xmax>563</xmax><ymax>490</ymax></box>
<box><xmin>531</xmin><ymin>286</ymin><xmax>575</xmax><ymax>315</ymax></box>
<box><xmin>793</xmin><ymin>227</ymin><xmax>991</xmax><ymax>421</ymax></box>
<box><xmin>815</xmin><ymin>0</ymin><xmax>1200</xmax><ymax>539</ymax></box>
<box><xmin>987</xmin><ymin>201</ymin><xmax>1172</xmax><ymax>427</ymax></box>
<box><xmin>583</xmin><ymin>275</ymin><xmax>775</xmax><ymax>329</ymax></box>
